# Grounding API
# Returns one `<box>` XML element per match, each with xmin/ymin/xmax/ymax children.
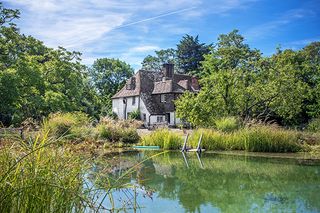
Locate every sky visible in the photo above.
<box><xmin>3</xmin><ymin>0</ymin><xmax>320</xmax><ymax>70</ymax></box>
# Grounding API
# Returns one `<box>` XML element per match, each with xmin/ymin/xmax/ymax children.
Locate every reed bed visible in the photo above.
<box><xmin>141</xmin><ymin>125</ymin><xmax>313</xmax><ymax>152</ymax></box>
<box><xmin>141</xmin><ymin>128</ymin><xmax>183</xmax><ymax>150</ymax></box>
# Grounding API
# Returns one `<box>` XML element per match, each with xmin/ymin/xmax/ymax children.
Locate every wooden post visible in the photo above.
<box><xmin>196</xmin><ymin>133</ymin><xmax>203</xmax><ymax>153</ymax></box>
<box><xmin>181</xmin><ymin>133</ymin><xmax>189</xmax><ymax>152</ymax></box>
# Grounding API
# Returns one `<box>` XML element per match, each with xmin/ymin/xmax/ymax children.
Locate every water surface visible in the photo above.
<box><xmin>90</xmin><ymin>151</ymin><xmax>320</xmax><ymax>212</ymax></box>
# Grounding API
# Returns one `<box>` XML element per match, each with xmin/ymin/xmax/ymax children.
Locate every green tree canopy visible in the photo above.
<box><xmin>176</xmin><ymin>34</ymin><xmax>211</xmax><ymax>76</ymax></box>
<box><xmin>89</xmin><ymin>58</ymin><xmax>134</xmax><ymax>115</ymax></box>
<box><xmin>141</xmin><ymin>48</ymin><xmax>178</xmax><ymax>72</ymax></box>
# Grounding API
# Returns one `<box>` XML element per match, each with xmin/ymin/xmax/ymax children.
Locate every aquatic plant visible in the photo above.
<box><xmin>188</xmin><ymin>125</ymin><xmax>303</xmax><ymax>152</ymax></box>
<box><xmin>141</xmin><ymin>128</ymin><xmax>183</xmax><ymax>149</ymax></box>
<box><xmin>0</xmin><ymin>134</ymin><xmax>91</xmax><ymax>212</ymax></box>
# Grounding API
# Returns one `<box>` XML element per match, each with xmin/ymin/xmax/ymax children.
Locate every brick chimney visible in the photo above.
<box><xmin>162</xmin><ymin>63</ymin><xmax>174</xmax><ymax>79</ymax></box>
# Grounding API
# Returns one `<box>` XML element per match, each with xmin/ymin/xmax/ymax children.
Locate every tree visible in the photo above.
<box><xmin>176</xmin><ymin>35</ymin><xmax>211</xmax><ymax>76</ymax></box>
<box><xmin>0</xmin><ymin>3</ymin><xmax>99</xmax><ymax>125</ymax></box>
<box><xmin>89</xmin><ymin>58</ymin><xmax>134</xmax><ymax>114</ymax></box>
<box><xmin>176</xmin><ymin>30</ymin><xmax>319</xmax><ymax>126</ymax></box>
<box><xmin>141</xmin><ymin>48</ymin><xmax>178</xmax><ymax>72</ymax></box>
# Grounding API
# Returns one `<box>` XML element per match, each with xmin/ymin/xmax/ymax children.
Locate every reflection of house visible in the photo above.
<box><xmin>112</xmin><ymin>64</ymin><xmax>199</xmax><ymax>126</ymax></box>
<box><xmin>153</xmin><ymin>163</ymin><xmax>173</xmax><ymax>177</ymax></box>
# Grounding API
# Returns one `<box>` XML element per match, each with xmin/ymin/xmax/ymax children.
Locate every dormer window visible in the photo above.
<box><xmin>160</xmin><ymin>94</ymin><xmax>166</xmax><ymax>103</ymax></box>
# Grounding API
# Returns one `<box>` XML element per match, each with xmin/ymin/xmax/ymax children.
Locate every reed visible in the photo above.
<box><xmin>141</xmin><ymin>128</ymin><xmax>183</xmax><ymax>149</ymax></box>
<box><xmin>189</xmin><ymin>125</ymin><xmax>303</xmax><ymax>152</ymax></box>
<box><xmin>0</xmin><ymin>134</ymin><xmax>91</xmax><ymax>212</ymax></box>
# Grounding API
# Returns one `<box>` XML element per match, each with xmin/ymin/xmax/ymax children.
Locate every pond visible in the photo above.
<box><xmin>89</xmin><ymin>151</ymin><xmax>320</xmax><ymax>212</ymax></box>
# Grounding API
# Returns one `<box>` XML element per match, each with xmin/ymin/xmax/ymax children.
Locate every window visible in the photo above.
<box><xmin>160</xmin><ymin>94</ymin><xmax>166</xmax><ymax>103</ymax></box>
<box><xmin>157</xmin><ymin>116</ymin><xmax>164</xmax><ymax>123</ymax></box>
<box><xmin>132</xmin><ymin>96</ymin><xmax>136</xmax><ymax>105</ymax></box>
<box><xmin>143</xmin><ymin>113</ymin><xmax>146</xmax><ymax>121</ymax></box>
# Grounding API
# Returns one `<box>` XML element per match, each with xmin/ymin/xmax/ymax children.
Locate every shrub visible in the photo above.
<box><xmin>142</xmin><ymin>129</ymin><xmax>183</xmax><ymax>149</ymax></box>
<box><xmin>42</xmin><ymin>112</ymin><xmax>92</xmax><ymax>139</ymax></box>
<box><xmin>97</xmin><ymin>123</ymin><xmax>140</xmax><ymax>144</ymax></box>
<box><xmin>307</xmin><ymin>118</ymin><xmax>320</xmax><ymax>132</ymax></box>
<box><xmin>214</xmin><ymin>117</ymin><xmax>240</xmax><ymax>132</ymax></box>
<box><xmin>128</xmin><ymin>109</ymin><xmax>141</xmax><ymax>120</ymax></box>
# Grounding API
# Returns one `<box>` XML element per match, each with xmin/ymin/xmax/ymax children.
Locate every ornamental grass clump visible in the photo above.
<box><xmin>0</xmin><ymin>134</ymin><xmax>91</xmax><ymax>212</ymax></box>
<box><xmin>97</xmin><ymin>122</ymin><xmax>140</xmax><ymax>144</ymax></box>
<box><xmin>41</xmin><ymin>112</ymin><xmax>93</xmax><ymax>141</ymax></box>
<box><xmin>142</xmin><ymin>129</ymin><xmax>183</xmax><ymax>149</ymax></box>
<box><xmin>214</xmin><ymin>117</ymin><xmax>240</xmax><ymax>132</ymax></box>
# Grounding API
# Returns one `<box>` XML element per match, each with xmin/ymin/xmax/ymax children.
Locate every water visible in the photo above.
<box><xmin>89</xmin><ymin>151</ymin><xmax>320</xmax><ymax>213</ymax></box>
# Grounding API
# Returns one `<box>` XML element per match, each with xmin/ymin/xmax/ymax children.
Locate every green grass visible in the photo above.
<box><xmin>214</xmin><ymin>117</ymin><xmax>240</xmax><ymax>132</ymax></box>
<box><xmin>0</xmin><ymin>134</ymin><xmax>90</xmax><ymax>212</ymax></box>
<box><xmin>41</xmin><ymin>112</ymin><xmax>93</xmax><ymax>141</ymax></box>
<box><xmin>189</xmin><ymin>125</ymin><xmax>304</xmax><ymax>152</ymax></box>
<box><xmin>141</xmin><ymin>129</ymin><xmax>183</xmax><ymax>150</ymax></box>
<box><xmin>141</xmin><ymin>125</ymin><xmax>312</xmax><ymax>152</ymax></box>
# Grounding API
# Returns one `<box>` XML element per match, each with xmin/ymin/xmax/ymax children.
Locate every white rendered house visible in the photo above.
<box><xmin>112</xmin><ymin>64</ymin><xmax>199</xmax><ymax>126</ymax></box>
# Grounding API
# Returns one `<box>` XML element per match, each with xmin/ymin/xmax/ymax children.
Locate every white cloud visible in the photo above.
<box><xmin>130</xmin><ymin>45</ymin><xmax>160</xmax><ymax>52</ymax></box>
<box><xmin>4</xmin><ymin>0</ymin><xmax>261</xmax><ymax>68</ymax></box>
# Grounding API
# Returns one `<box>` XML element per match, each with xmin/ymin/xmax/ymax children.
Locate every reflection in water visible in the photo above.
<box><xmin>90</xmin><ymin>151</ymin><xmax>320</xmax><ymax>213</ymax></box>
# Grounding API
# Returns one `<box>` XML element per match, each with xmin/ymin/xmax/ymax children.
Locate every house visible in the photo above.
<box><xmin>111</xmin><ymin>64</ymin><xmax>199</xmax><ymax>126</ymax></box>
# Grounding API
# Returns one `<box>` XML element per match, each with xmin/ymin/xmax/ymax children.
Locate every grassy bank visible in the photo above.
<box><xmin>141</xmin><ymin>125</ymin><xmax>320</xmax><ymax>153</ymax></box>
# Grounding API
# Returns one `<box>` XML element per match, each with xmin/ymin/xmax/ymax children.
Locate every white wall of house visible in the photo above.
<box><xmin>113</xmin><ymin>97</ymin><xmax>182</xmax><ymax>126</ymax></box>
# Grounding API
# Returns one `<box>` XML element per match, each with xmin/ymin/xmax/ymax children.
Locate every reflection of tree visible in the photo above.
<box><xmin>90</xmin><ymin>151</ymin><xmax>320</xmax><ymax>212</ymax></box>
<box><xmin>143</xmin><ymin>152</ymin><xmax>320</xmax><ymax>212</ymax></box>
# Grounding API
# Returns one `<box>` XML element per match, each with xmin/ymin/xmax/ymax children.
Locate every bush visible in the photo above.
<box><xmin>142</xmin><ymin>129</ymin><xmax>183</xmax><ymax>149</ymax></box>
<box><xmin>307</xmin><ymin>118</ymin><xmax>320</xmax><ymax>132</ymax></box>
<box><xmin>42</xmin><ymin>112</ymin><xmax>93</xmax><ymax>140</ymax></box>
<box><xmin>214</xmin><ymin>117</ymin><xmax>240</xmax><ymax>132</ymax></box>
<box><xmin>128</xmin><ymin>109</ymin><xmax>141</xmax><ymax>120</ymax></box>
<box><xmin>97</xmin><ymin>123</ymin><xmax>140</xmax><ymax>144</ymax></box>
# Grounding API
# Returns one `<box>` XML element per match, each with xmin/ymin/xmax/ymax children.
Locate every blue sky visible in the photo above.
<box><xmin>3</xmin><ymin>0</ymin><xmax>320</xmax><ymax>70</ymax></box>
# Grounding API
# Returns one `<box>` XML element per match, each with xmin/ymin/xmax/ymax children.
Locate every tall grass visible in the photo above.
<box><xmin>214</xmin><ymin>117</ymin><xmax>240</xmax><ymax>132</ymax></box>
<box><xmin>188</xmin><ymin>125</ymin><xmax>303</xmax><ymax>152</ymax></box>
<box><xmin>41</xmin><ymin>112</ymin><xmax>93</xmax><ymax>141</ymax></box>
<box><xmin>0</xmin><ymin>134</ymin><xmax>91</xmax><ymax>212</ymax></box>
<box><xmin>141</xmin><ymin>129</ymin><xmax>183</xmax><ymax>149</ymax></box>
<box><xmin>96</xmin><ymin>118</ymin><xmax>141</xmax><ymax>144</ymax></box>
<box><xmin>140</xmin><ymin>125</ymin><xmax>307</xmax><ymax>152</ymax></box>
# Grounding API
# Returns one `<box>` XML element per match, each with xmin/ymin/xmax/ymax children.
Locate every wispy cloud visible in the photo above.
<box><xmin>4</xmin><ymin>0</ymin><xmax>265</xmax><ymax>68</ymax></box>
<box><xmin>245</xmin><ymin>8</ymin><xmax>316</xmax><ymax>40</ymax></box>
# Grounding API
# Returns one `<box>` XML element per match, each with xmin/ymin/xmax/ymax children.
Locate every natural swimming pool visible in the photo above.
<box><xmin>88</xmin><ymin>151</ymin><xmax>320</xmax><ymax>212</ymax></box>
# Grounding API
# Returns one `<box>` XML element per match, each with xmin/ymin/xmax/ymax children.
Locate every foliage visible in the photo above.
<box><xmin>307</xmin><ymin>118</ymin><xmax>320</xmax><ymax>132</ymax></box>
<box><xmin>0</xmin><ymin>4</ymin><xmax>100</xmax><ymax>126</ymax></box>
<box><xmin>89</xmin><ymin>58</ymin><xmax>134</xmax><ymax>115</ymax></box>
<box><xmin>176</xmin><ymin>34</ymin><xmax>211</xmax><ymax>76</ymax></box>
<box><xmin>97</xmin><ymin>119</ymin><xmax>140</xmax><ymax>144</ymax></box>
<box><xmin>41</xmin><ymin>112</ymin><xmax>92</xmax><ymax>140</ymax></box>
<box><xmin>141</xmin><ymin>48</ymin><xmax>179</xmax><ymax>72</ymax></box>
<box><xmin>128</xmin><ymin>109</ymin><xmax>141</xmax><ymax>120</ymax></box>
<box><xmin>0</xmin><ymin>135</ymin><xmax>89</xmax><ymax>212</ymax></box>
<box><xmin>141</xmin><ymin>128</ymin><xmax>183</xmax><ymax>149</ymax></box>
<box><xmin>176</xmin><ymin>30</ymin><xmax>320</xmax><ymax>126</ymax></box>
<box><xmin>214</xmin><ymin>117</ymin><xmax>240</xmax><ymax>132</ymax></box>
